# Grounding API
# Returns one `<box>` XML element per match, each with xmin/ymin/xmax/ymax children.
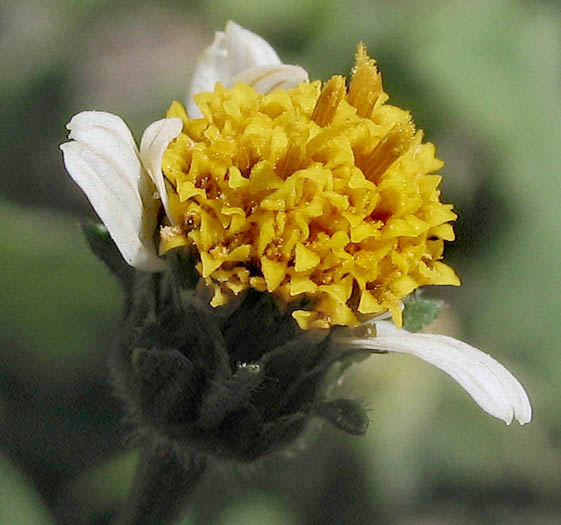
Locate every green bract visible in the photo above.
<box><xmin>98</xmin><ymin>235</ymin><xmax>370</xmax><ymax>462</ymax></box>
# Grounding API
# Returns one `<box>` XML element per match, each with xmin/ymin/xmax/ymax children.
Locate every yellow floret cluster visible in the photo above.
<box><xmin>159</xmin><ymin>45</ymin><xmax>460</xmax><ymax>330</ymax></box>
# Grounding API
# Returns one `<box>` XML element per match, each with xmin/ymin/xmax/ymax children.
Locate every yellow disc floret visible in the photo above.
<box><xmin>159</xmin><ymin>44</ymin><xmax>460</xmax><ymax>330</ymax></box>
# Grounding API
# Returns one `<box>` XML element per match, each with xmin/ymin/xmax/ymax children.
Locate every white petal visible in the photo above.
<box><xmin>231</xmin><ymin>64</ymin><xmax>308</xmax><ymax>93</ymax></box>
<box><xmin>340</xmin><ymin>321</ymin><xmax>532</xmax><ymax>425</ymax></box>
<box><xmin>139</xmin><ymin>117</ymin><xmax>183</xmax><ymax>225</ymax></box>
<box><xmin>223</xmin><ymin>20</ymin><xmax>281</xmax><ymax>74</ymax></box>
<box><xmin>67</xmin><ymin>111</ymin><xmax>139</xmax><ymax>147</ymax></box>
<box><xmin>61</xmin><ymin>112</ymin><xmax>166</xmax><ymax>272</ymax></box>
<box><xmin>67</xmin><ymin>113</ymin><xmax>144</xmax><ymax>209</ymax></box>
<box><xmin>187</xmin><ymin>21</ymin><xmax>301</xmax><ymax>118</ymax></box>
<box><xmin>187</xmin><ymin>31</ymin><xmax>228</xmax><ymax>118</ymax></box>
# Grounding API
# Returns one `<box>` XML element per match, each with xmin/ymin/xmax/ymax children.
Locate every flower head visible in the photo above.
<box><xmin>61</xmin><ymin>22</ymin><xmax>530</xmax><ymax>458</ymax></box>
<box><xmin>159</xmin><ymin>44</ymin><xmax>459</xmax><ymax>331</ymax></box>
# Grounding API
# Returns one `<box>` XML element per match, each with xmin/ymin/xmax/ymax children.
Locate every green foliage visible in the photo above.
<box><xmin>82</xmin><ymin>221</ymin><xmax>134</xmax><ymax>290</ymax></box>
<box><xmin>0</xmin><ymin>200</ymin><xmax>120</xmax><ymax>370</ymax></box>
<box><xmin>214</xmin><ymin>493</ymin><xmax>298</xmax><ymax>525</ymax></box>
<box><xmin>61</xmin><ymin>449</ymin><xmax>140</xmax><ymax>516</ymax></box>
<box><xmin>402</xmin><ymin>294</ymin><xmax>443</xmax><ymax>333</ymax></box>
<box><xmin>0</xmin><ymin>452</ymin><xmax>54</xmax><ymax>525</ymax></box>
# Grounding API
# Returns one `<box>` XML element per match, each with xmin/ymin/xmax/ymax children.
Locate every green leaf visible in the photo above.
<box><xmin>402</xmin><ymin>294</ymin><xmax>443</xmax><ymax>333</ymax></box>
<box><xmin>82</xmin><ymin>221</ymin><xmax>134</xmax><ymax>289</ymax></box>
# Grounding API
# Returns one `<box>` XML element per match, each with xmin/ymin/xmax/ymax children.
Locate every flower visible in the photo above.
<box><xmin>61</xmin><ymin>21</ymin><xmax>531</xmax><ymax>431</ymax></box>
<box><xmin>63</xmin><ymin>21</ymin><xmax>459</xmax><ymax>331</ymax></box>
<box><xmin>160</xmin><ymin>46</ymin><xmax>460</xmax><ymax>332</ymax></box>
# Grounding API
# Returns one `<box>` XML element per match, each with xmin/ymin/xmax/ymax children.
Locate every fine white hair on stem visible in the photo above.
<box><xmin>334</xmin><ymin>321</ymin><xmax>532</xmax><ymax>425</ymax></box>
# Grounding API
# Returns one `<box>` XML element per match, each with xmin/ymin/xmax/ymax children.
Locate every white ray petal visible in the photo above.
<box><xmin>61</xmin><ymin>117</ymin><xmax>166</xmax><ymax>272</ymax></box>
<box><xmin>187</xmin><ymin>21</ymin><xmax>301</xmax><ymax>118</ymax></box>
<box><xmin>230</xmin><ymin>64</ymin><xmax>308</xmax><ymax>93</ymax></box>
<box><xmin>67</xmin><ymin>111</ymin><xmax>138</xmax><ymax>151</ymax></box>
<box><xmin>223</xmin><ymin>20</ymin><xmax>281</xmax><ymax>74</ymax></box>
<box><xmin>139</xmin><ymin>117</ymin><xmax>183</xmax><ymax>225</ymax></box>
<box><xmin>62</xmin><ymin>111</ymin><xmax>164</xmax><ymax>271</ymax></box>
<box><xmin>187</xmin><ymin>31</ymin><xmax>228</xmax><ymax>118</ymax></box>
<box><xmin>66</xmin><ymin>114</ymin><xmax>144</xmax><ymax>214</ymax></box>
<box><xmin>339</xmin><ymin>321</ymin><xmax>532</xmax><ymax>425</ymax></box>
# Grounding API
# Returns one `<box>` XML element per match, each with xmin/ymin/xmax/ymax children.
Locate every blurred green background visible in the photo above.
<box><xmin>1</xmin><ymin>0</ymin><xmax>560</xmax><ymax>523</ymax></box>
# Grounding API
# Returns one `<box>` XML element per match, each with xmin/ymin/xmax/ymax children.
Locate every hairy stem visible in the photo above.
<box><xmin>113</xmin><ymin>440</ymin><xmax>206</xmax><ymax>525</ymax></box>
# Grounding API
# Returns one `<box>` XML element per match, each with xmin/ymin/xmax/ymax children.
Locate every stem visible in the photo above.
<box><xmin>113</xmin><ymin>440</ymin><xmax>207</xmax><ymax>525</ymax></box>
